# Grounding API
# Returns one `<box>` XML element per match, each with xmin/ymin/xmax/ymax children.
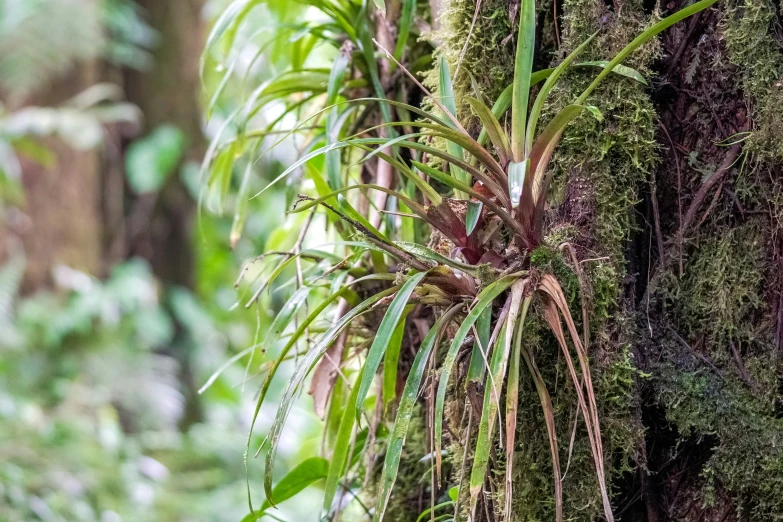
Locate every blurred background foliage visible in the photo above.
<box><xmin>0</xmin><ymin>0</ymin><xmax>326</xmax><ymax>520</ymax></box>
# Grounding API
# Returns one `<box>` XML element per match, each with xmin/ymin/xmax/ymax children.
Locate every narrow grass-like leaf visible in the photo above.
<box><xmin>356</xmin><ymin>272</ymin><xmax>428</xmax><ymax>419</ymax></box>
<box><xmin>504</xmin><ymin>295</ymin><xmax>532</xmax><ymax>520</ymax></box>
<box><xmin>525</xmin><ymin>32</ymin><xmax>597</xmax><ymax>155</ymax></box>
<box><xmin>468</xmin><ymin>280</ymin><xmax>527</xmax><ymax>516</ymax></box>
<box><xmin>382</xmin><ymin>308</ymin><xmax>411</xmax><ymax>411</ymax></box>
<box><xmin>230</xmin><ymin>158</ymin><xmax>254</xmax><ymax>247</ymax></box>
<box><xmin>393</xmin><ymin>0</ymin><xmax>416</xmax><ymax>60</ymax></box>
<box><xmin>465</xmin><ymin>96</ymin><xmax>510</xmax><ymax>165</ymax></box>
<box><xmin>577</xmin><ymin>61</ymin><xmax>648</xmax><ymax>85</ymax></box>
<box><xmin>270</xmin><ymin>286</ymin><xmax>313</xmax><ymax>336</ymax></box>
<box><xmin>323</xmin><ymin>367</ymin><xmax>364</xmax><ymax>512</ymax></box>
<box><xmin>434</xmin><ymin>273</ymin><xmax>521</xmax><ymax>478</ymax></box>
<box><xmin>414</xmin><ymin>502</ymin><xmax>454</xmax><ymax>522</ymax></box>
<box><xmin>577</xmin><ymin>0</ymin><xmax>719</xmax><ymax>104</ymax></box>
<box><xmin>262</xmin><ymin>456</ymin><xmax>329</xmax><ymax>511</ymax></box>
<box><xmin>375</xmin><ymin>306</ymin><xmax>463</xmax><ymax>521</ymax></box>
<box><xmin>466</xmin><ymin>305</ymin><xmax>493</xmax><ymax>383</ymax></box>
<box><xmin>522</xmin><ymin>104</ymin><xmax>586</xmax><ymax>232</ymax></box>
<box><xmin>510</xmin><ymin>0</ymin><xmax>536</xmax><ymax>161</ymax></box>
<box><xmin>261</xmin><ymin>285</ymin><xmax>398</xmax><ymax>506</ymax></box>
<box><xmin>394</xmin><ymin>241</ymin><xmax>484</xmax><ymax>277</ymax></box>
<box><xmin>439</xmin><ymin>57</ymin><xmax>470</xmax><ymax>198</ymax></box>
<box><xmin>476</xmin><ymin>63</ymin><xmax>647</xmax><ymax>148</ymax></box>
<box><xmin>468</xmin><ymin>322</ymin><xmax>507</xmax><ymax>516</ymax></box>
<box><xmin>325</xmin><ymin>45</ymin><xmax>351</xmax><ymax>189</ymax></box>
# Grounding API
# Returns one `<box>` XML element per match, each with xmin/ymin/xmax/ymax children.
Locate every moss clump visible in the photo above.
<box><xmin>504</xmin><ymin>309</ymin><xmax>641</xmax><ymax>522</ymax></box>
<box><xmin>548</xmin><ymin>0</ymin><xmax>660</xmax><ymax>262</ymax></box>
<box><xmin>434</xmin><ymin>0</ymin><xmax>517</xmax><ymax>109</ymax></box>
<box><xmin>650</xmin><ymin>222</ymin><xmax>782</xmax><ymax>516</ymax></box>
<box><xmin>657</xmin><ymin>356</ymin><xmax>783</xmax><ymax>520</ymax></box>
<box><xmin>660</xmin><ymin>222</ymin><xmax>767</xmax><ymax>354</ymax></box>
<box><xmin>721</xmin><ymin>0</ymin><xmax>783</xmax><ymax>162</ymax></box>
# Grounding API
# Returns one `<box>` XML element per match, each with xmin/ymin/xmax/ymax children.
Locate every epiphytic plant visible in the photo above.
<box><xmin>201</xmin><ymin>0</ymin><xmax>718</xmax><ymax>520</ymax></box>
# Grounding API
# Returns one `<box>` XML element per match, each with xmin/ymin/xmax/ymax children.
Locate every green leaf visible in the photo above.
<box><xmin>356</xmin><ymin>271</ymin><xmax>428</xmax><ymax>420</ymax></box>
<box><xmin>393</xmin><ymin>0</ymin><xmax>416</xmax><ymax>60</ymax></box>
<box><xmin>263</xmin><ymin>287</ymin><xmax>399</xmax><ymax>504</ymax></box>
<box><xmin>326</xmin><ymin>47</ymin><xmax>351</xmax><ymax>190</ymax></box>
<box><xmin>466</xmin><ymin>306</ymin><xmax>492</xmax><ymax>383</ymax></box>
<box><xmin>465</xmin><ymin>96</ymin><xmax>510</xmax><ymax>165</ymax></box>
<box><xmin>243</xmin><ymin>276</ymin><xmax>384</xmax><ymax>511</ymax></box>
<box><xmin>373</xmin><ymin>0</ymin><xmax>386</xmax><ymax>17</ymax></box>
<box><xmin>269</xmin><ymin>286</ymin><xmax>313</xmax><ymax>337</ymax></box>
<box><xmin>199</xmin><ymin>286</ymin><xmax>315</xmax><ymax>396</ymax></box>
<box><xmin>323</xmin><ymin>368</ymin><xmax>364</xmax><ymax>512</ymax></box>
<box><xmin>374</xmin><ymin>306</ymin><xmax>462</xmax><ymax>521</ymax></box>
<box><xmin>231</xmin><ymin>159</ymin><xmax>254</xmax><ymax>248</ymax></box>
<box><xmin>504</xmin><ymin>295</ymin><xmax>532</xmax><ymax>520</ymax></box>
<box><xmin>439</xmin><ymin>57</ymin><xmax>470</xmax><ymax>198</ymax></box>
<box><xmin>525</xmin><ymin>32</ymin><xmax>596</xmax><ymax>156</ymax></box>
<box><xmin>510</xmin><ymin>0</ymin><xmax>536</xmax><ymax>161</ymax></box>
<box><xmin>468</xmin><ymin>322</ymin><xmax>509</xmax><ymax>516</ymax></box>
<box><xmin>523</xmin><ymin>104</ymin><xmax>586</xmax><ymax>231</ymax></box>
<box><xmin>382</xmin><ymin>308</ymin><xmax>410</xmax><ymax>410</ymax></box>
<box><xmin>577</xmin><ymin>61</ymin><xmax>648</xmax><ymax>85</ymax></box>
<box><xmin>434</xmin><ymin>274</ymin><xmax>521</xmax><ymax>477</ymax></box>
<box><xmin>260</xmin><ymin>457</ymin><xmax>329</xmax><ymax>511</ymax></box>
<box><xmin>395</xmin><ymin>241</ymin><xmax>484</xmax><ymax>277</ymax></box>
<box><xmin>577</xmin><ymin>0</ymin><xmax>718</xmax><ymax>104</ymax></box>
<box><xmin>468</xmin><ymin>282</ymin><xmax>529</xmax><ymax>516</ymax></box>
<box><xmin>476</xmin><ymin>63</ymin><xmax>646</xmax><ymax>149</ymax></box>
<box><xmin>415</xmin><ymin>502</ymin><xmax>454</xmax><ymax>522</ymax></box>
<box><xmin>125</xmin><ymin>124</ymin><xmax>185</xmax><ymax>194</ymax></box>
<box><xmin>465</xmin><ymin>201</ymin><xmax>482</xmax><ymax>236</ymax></box>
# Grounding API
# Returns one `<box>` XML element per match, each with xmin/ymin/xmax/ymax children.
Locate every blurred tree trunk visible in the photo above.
<box><xmin>124</xmin><ymin>0</ymin><xmax>207</xmax><ymax>430</ymax></box>
<box><xmin>12</xmin><ymin>66</ymin><xmax>104</xmax><ymax>293</ymax></box>
<box><xmin>124</xmin><ymin>0</ymin><xmax>204</xmax><ymax>288</ymax></box>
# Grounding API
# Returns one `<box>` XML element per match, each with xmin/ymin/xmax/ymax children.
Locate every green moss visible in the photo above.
<box><xmin>651</xmin><ymin>222</ymin><xmax>782</xmax><ymax>516</ymax></box>
<box><xmin>722</xmin><ymin>0</ymin><xmax>783</xmax><ymax>161</ymax></box>
<box><xmin>660</xmin><ymin>222</ymin><xmax>767</xmax><ymax>357</ymax></box>
<box><xmin>434</xmin><ymin>0</ymin><xmax>517</xmax><ymax>109</ymax></box>
<box><xmin>658</xmin><ymin>360</ymin><xmax>783</xmax><ymax>519</ymax></box>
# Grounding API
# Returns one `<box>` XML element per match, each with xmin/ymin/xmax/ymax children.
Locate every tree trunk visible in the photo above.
<box><xmin>124</xmin><ymin>0</ymin><xmax>207</xmax><ymax>429</ymax></box>
<box><xmin>388</xmin><ymin>0</ymin><xmax>783</xmax><ymax>520</ymax></box>
<box><xmin>7</xmin><ymin>64</ymin><xmax>105</xmax><ymax>293</ymax></box>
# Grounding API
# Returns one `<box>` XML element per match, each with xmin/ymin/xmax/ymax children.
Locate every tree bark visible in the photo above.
<box><xmin>10</xmin><ymin>65</ymin><xmax>104</xmax><ymax>292</ymax></box>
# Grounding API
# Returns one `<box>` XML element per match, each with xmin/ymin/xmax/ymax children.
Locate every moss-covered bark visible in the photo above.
<box><xmin>382</xmin><ymin>0</ymin><xmax>783</xmax><ymax>520</ymax></box>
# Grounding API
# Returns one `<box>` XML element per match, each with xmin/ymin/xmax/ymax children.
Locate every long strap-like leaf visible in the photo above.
<box><xmin>468</xmin><ymin>280</ymin><xmax>528</xmax><ymax>517</ymax></box>
<box><xmin>356</xmin><ymin>271</ymin><xmax>429</xmax><ymax>419</ymax></box>
<box><xmin>510</xmin><ymin>0</ymin><xmax>536</xmax><ymax>161</ymax></box>
<box><xmin>262</xmin><ymin>286</ymin><xmax>398</xmax><ymax>505</ymax></box>
<box><xmin>375</xmin><ymin>305</ymin><xmax>463</xmax><ymax>521</ymax></box>
<box><xmin>433</xmin><ymin>274</ymin><xmax>521</xmax><ymax>479</ymax></box>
